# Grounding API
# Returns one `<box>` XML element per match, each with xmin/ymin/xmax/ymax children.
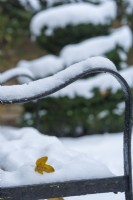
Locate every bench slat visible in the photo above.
<box><xmin>0</xmin><ymin>176</ymin><xmax>127</xmax><ymax>200</ymax></box>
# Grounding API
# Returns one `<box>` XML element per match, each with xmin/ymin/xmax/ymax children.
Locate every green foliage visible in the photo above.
<box><xmin>0</xmin><ymin>1</ymin><xmax>32</xmax><ymax>46</ymax></box>
<box><xmin>41</xmin><ymin>0</ymin><xmax>101</xmax><ymax>8</ymax></box>
<box><xmin>114</xmin><ymin>0</ymin><xmax>133</xmax><ymax>32</ymax></box>
<box><xmin>21</xmin><ymin>88</ymin><xmax>126</xmax><ymax>137</ymax></box>
<box><xmin>127</xmin><ymin>14</ymin><xmax>133</xmax><ymax>32</ymax></box>
<box><xmin>105</xmin><ymin>45</ymin><xmax>124</xmax><ymax>69</ymax></box>
<box><xmin>36</xmin><ymin>24</ymin><xmax>110</xmax><ymax>54</ymax></box>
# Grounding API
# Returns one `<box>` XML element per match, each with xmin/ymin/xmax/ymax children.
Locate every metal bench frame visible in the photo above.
<box><xmin>0</xmin><ymin>67</ymin><xmax>132</xmax><ymax>200</ymax></box>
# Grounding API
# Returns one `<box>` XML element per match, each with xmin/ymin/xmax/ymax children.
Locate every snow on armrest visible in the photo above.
<box><xmin>0</xmin><ymin>56</ymin><xmax>117</xmax><ymax>103</ymax></box>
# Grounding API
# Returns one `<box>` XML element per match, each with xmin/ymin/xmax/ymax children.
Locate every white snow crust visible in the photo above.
<box><xmin>30</xmin><ymin>1</ymin><xmax>116</xmax><ymax>37</ymax></box>
<box><xmin>0</xmin><ymin>68</ymin><xmax>34</xmax><ymax>84</ymax></box>
<box><xmin>0</xmin><ymin>127</ymin><xmax>113</xmax><ymax>187</ymax></box>
<box><xmin>0</xmin><ymin>57</ymin><xmax>116</xmax><ymax>102</ymax></box>
<box><xmin>60</xmin><ymin>26</ymin><xmax>132</xmax><ymax>66</ymax></box>
<box><xmin>17</xmin><ymin>55</ymin><xmax>64</xmax><ymax>83</ymax></box>
<box><xmin>126</xmin><ymin>0</ymin><xmax>133</xmax><ymax>14</ymax></box>
<box><xmin>0</xmin><ymin>125</ymin><xmax>132</xmax><ymax>200</ymax></box>
<box><xmin>9</xmin><ymin>27</ymin><xmax>131</xmax><ymax>84</ymax></box>
<box><xmin>52</xmin><ymin>65</ymin><xmax>133</xmax><ymax>99</ymax></box>
<box><xmin>61</xmin><ymin>131</ymin><xmax>132</xmax><ymax>199</ymax></box>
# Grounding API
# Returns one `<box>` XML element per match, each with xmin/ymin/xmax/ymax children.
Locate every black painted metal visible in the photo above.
<box><xmin>34</xmin><ymin>100</ymin><xmax>41</xmax><ymax>131</ymax></box>
<box><xmin>0</xmin><ymin>67</ymin><xmax>132</xmax><ymax>200</ymax></box>
<box><xmin>0</xmin><ymin>176</ymin><xmax>128</xmax><ymax>200</ymax></box>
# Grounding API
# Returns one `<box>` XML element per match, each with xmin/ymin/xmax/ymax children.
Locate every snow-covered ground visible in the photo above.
<box><xmin>0</xmin><ymin>125</ymin><xmax>131</xmax><ymax>200</ymax></box>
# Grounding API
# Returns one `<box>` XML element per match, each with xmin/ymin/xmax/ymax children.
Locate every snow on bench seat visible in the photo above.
<box><xmin>0</xmin><ymin>127</ymin><xmax>114</xmax><ymax>187</ymax></box>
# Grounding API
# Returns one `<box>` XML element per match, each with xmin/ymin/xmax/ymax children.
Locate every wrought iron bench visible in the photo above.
<box><xmin>0</xmin><ymin>61</ymin><xmax>132</xmax><ymax>200</ymax></box>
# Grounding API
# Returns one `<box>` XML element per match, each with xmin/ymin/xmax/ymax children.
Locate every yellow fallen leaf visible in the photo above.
<box><xmin>36</xmin><ymin>156</ymin><xmax>48</xmax><ymax>166</ymax></box>
<box><xmin>35</xmin><ymin>156</ymin><xmax>55</xmax><ymax>175</ymax></box>
<box><xmin>43</xmin><ymin>164</ymin><xmax>55</xmax><ymax>173</ymax></box>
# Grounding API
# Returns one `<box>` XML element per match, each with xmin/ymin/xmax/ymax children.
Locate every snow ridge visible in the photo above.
<box><xmin>30</xmin><ymin>1</ymin><xmax>116</xmax><ymax>37</ymax></box>
<box><xmin>0</xmin><ymin>57</ymin><xmax>116</xmax><ymax>102</ymax></box>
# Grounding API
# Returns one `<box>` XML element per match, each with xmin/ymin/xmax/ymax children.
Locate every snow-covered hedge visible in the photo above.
<box><xmin>123</xmin><ymin>0</ymin><xmax>133</xmax><ymax>15</ymax></box>
<box><xmin>18</xmin><ymin>0</ymin><xmax>113</xmax><ymax>12</ymax></box>
<box><xmin>30</xmin><ymin>2</ymin><xmax>116</xmax><ymax>53</ymax></box>
<box><xmin>60</xmin><ymin>26</ymin><xmax>132</xmax><ymax>67</ymax></box>
<box><xmin>30</xmin><ymin>2</ymin><xmax>116</xmax><ymax>37</ymax></box>
<box><xmin>17</xmin><ymin>55</ymin><xmax>64</xmax><ymax>83</ymax></box>
<box><xmin>12</xmin><ymin>26</ymin><xmax>132</xmax><ymax>83</ymax></box>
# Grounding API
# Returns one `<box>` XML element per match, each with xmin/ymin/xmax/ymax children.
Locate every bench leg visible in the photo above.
<box><xmin>125</xmin><ymin>191</ymin><xmax>133</xmax><ymax>200</ymax></box>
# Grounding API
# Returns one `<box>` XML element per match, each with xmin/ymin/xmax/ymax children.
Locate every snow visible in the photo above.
<box><xmin>12</xmin><ymin>26</ymin><xmax>131</xmax><ymax>84</ymax></box>
<box><xmin>97</xmin><ymin>110</ymin><xmax>109</xmax><ymax>119</ymax></box>
<box><xmin>3</xmin><ymin>26</ymin><xmax>131</xmax><ymax>85</ymax></box>
<box><xmin>17</xmin><ymin>55</ymin><xmax>64</xmax><ymax>83</ymax></box>
<box><xmin>52</xmin><ymin>65</ymin><xmax>133</xmax><ymax>99</ymax></box>
<box><xmin>0</xmin><ymin>68</ymin><xmax>34</xmax><ymax>84</ymax></box>
<box><xmin>10</xmin><ymin>27</ymin><xmax>131</xmax><ymax>85</ymax></box>
<box><xmin>0</xmin><ymin>127</ymin><xmax>113</xmax><ymax>187</ymax></box>
<box><xmin>30</xmin><ymin>1</ymin><xmax>116</xmax><ymax>37</ymax></box>
<box><xmin>60</xmin><ymin>26</ymin><xmax>132</xmax><ymax>66</ymax></box>
<box><xmin>18</xmin><ymin>0</ymin><xmax>41</xmax><ymax>11</ymax></box>
<box><xmin>126</xmin><ymin>0</ymin><xmax>133</xmax><ymax>14</ymax></box>
<box><xmin>113</xmin><ymin>102</ymin><xmax>125</xmax><ymax>115</ymax></box>
<box><xmin>65</xmin><ymin>193</ymin><xmax>124</xmax><ymax>200</ymax></box>
<box><xmin>0</xmin><ymin>57</ymin><xmax>116</xmax><ymax>102</ymax></box>
<box><xmin>61</xmin><ymin>132</ymin><xmax>128</xmax><ymax>199</ymax></box>
<box><xmin>0</xmin><ymin>126</ymin><xmax>132</xmax><ymax>200</ymax></box>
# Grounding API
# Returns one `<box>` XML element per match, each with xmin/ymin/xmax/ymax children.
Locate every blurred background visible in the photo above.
<box><xmin>0</xmin><ymin>0</ymin><xmax>133</xmax><ymax>137</ymax></box>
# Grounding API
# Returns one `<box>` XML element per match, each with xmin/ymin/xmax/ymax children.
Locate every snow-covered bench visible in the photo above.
<box><xmin>0</xmin><ymin>57</ymin><xmax>132</xmax><ymax>200</ymax></box>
